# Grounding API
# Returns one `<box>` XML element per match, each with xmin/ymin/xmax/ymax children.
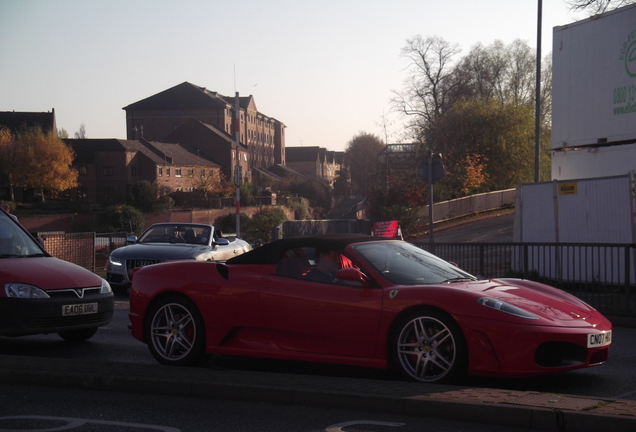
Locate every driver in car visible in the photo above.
<box><xmin>305</xmin><ymin>248</ymin><xmax>341</xmax><ymax>283</ymax></box>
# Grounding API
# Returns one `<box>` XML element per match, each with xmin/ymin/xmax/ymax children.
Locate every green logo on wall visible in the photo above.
<box><xmin>620</xmin><ymin>30</ymin><xmax>636</xmax><ymax>77</ymax></box>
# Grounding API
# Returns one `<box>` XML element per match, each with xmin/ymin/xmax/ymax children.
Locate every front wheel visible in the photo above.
<box><xmin>145</xmin><ymin>296</ymin><xmax>206</xmax><ymax>366</ymax></box>
<box><xmin>390</xmin><ymin>309</ymin><xmax>467</xmax><ymax>383</ymax></box>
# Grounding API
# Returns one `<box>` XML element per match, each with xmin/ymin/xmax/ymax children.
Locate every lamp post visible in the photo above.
<box><xmin>535</xmin><ymin>0</ymin><xmax>543</xmax><ymax>182</ymax></box>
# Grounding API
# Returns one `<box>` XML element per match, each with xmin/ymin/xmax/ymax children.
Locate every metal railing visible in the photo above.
<box><xmin>412</xmin><ymin>242</ymin><xmax>636</xmax><ymax>318</ymax></box>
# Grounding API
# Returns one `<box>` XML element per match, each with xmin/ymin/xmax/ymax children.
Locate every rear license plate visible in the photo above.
<box><xmin>62</xmin><ymin>303</ymin><xmax>98</xmax><ymax>316</ymax></box>
<box><xmin>587</xmin><ymin>330</ymin><xmax>612</xmax><ymax>348</ymax></box>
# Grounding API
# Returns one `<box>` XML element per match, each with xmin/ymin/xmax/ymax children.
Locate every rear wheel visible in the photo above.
<box><xmin>145</xmin><ymin>296</ymin><xmax>206</xmax><ymax>366</ymax></box>
<box><xmin>390</xmin><ymin>309</ymin><xmax>467</xmax><ymax>383</ymax></box>
<box><xmin>58</xmin><ymin>327</ymin><xmax>98</xmax><ymax>342</ymax></box>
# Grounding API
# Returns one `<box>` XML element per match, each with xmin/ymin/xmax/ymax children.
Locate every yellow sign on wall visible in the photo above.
<box><xmin>559</xmin><ymin>182</ymin><xmax>578</xmax><ymax>195</ymax></box>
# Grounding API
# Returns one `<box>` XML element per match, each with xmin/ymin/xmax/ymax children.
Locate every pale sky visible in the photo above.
<box><xmin>0</xmin><ymin>0</ymin><xmax>585</xmax><ymax>152</ymax></box>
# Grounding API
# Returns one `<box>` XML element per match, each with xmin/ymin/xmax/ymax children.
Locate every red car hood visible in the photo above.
<box><xmin>459</xmin><ymin>278</ymin><xmax>603</xmax><ymax>325</ymax></box>
<box><xmin>0</xmin><ymin>257</ymin><xmax>102</xmax><ymax>290</ymax></box>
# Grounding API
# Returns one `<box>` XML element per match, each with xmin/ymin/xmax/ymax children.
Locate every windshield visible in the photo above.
<box><xmin>0</xmin><ymin>212</ymin><xmax>46</xmax><ymax>257</ymax></box>
<box><xmin>353</xmin><ymin>241</ymin><xmax>477</xmax><ymax>285</ymax></box>
<box><xmin>137</xmin><ymin>225</ymin><xmax>212</xmax><ymax>245</ymax></box>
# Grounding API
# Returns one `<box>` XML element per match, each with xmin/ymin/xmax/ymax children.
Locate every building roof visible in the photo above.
<box><xmin>66</xmin><ymin>138</ymin><xmax>219</xmax><ymax>168</ymax></box>
<box><xmin>285</xmin><ymin>146</ymin><xmax>322</xmax><ymax>162</ymax></box>
<box><xmin>0</xmin><ymin>110</ymin><xmax>57</xmax><ymax>134</ymax></box>
<box><xmin>123</xmin><ymin>81</ymin><xmax>252</xmax><ymax>112</ymax></box>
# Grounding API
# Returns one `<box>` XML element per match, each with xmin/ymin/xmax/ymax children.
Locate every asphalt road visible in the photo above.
<box><xmin>421</xmin><ymin>211</ymin><xmax>515</xmax><ymax>243</ymax></box>
<box><xmin>1</xmin><ymin>291</ymin><xmax>635</xmax><ymax>403</ymax></box>
<box><xmin>0</xmin><ymin>384</ymin><xmax>542</xmax><ymax>432</ymax></box>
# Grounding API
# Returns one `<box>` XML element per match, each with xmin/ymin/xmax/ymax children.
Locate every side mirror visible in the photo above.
<box><xmin>126</xmin><ymin>236</ymin><xmax>138</xmax><ymax>244</ymax></box>
<box><xmin>215</xmin><ymin>238</ymin><xmax>230</xmax><ymax>246</ymax></box>
<box><xmin>336</xmin><ymin>268</ymin><xmax>372</xmax><ymax>287</ymax></box>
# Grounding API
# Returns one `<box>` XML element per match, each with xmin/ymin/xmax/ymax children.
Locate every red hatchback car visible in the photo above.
<box><xmin>129</xmin><ymin>235</ymin><xmax>611</xmax><ymax>383</ymax></box>
<box><xmin>0</xmin><ymin>209</ymin><xmax>114</xmax><ymax>341</ymax></box>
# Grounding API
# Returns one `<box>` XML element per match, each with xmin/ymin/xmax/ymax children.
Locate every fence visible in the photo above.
<box><xmin>412</xmin><ymin>241</ymin><xmax>636</xmax><ymax>318</ymax></box>
<box><xmin>423</xmin><ymin>188</ymin><xmax>516</xmax><ymax>224</ymax></box>
<box><xmin>37</xmin><ymin>232</ymin><xmax>96</xmax><ymax>272</ymax></box>
<box><xmin>37</xmin><ymin>231</ymin><xmax>128</xmax><ymax>274</ymax></box>
<box><xmin>274</xmin><ymin>219</ymin><xmax>373</xmax><ymax>239</ymax></box>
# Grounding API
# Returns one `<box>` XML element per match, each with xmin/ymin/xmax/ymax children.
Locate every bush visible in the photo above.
<box><xmin>97</xmin><ymin>205</ymin><xmax>145</xmax><ymax>235</ymax></box>
<box><xmin>246</xmin><ymin>207</ymin><xmax>287</xmax><ymax>246</ymax></box>
<box><xmin>217</xmin><ymin>212</ymin><xmax>251</xmax><ymax>235</ymax></box>
<box><xmin>285</xmin><ymin>196</ymin><xmax>311</xmax><ymax>220</ymax></box>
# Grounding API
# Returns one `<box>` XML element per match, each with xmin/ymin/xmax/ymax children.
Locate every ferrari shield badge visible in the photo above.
<box><xmin>389</xmin><ymin>290</ymin><xmax>399</xmax><ymax>299</ymax></box>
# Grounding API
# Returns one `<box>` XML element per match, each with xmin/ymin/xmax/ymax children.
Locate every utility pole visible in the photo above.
<box><xmin>234</xmin><ymin>92</ymin><xmax>242</xmax><ymax>238</ymax></box>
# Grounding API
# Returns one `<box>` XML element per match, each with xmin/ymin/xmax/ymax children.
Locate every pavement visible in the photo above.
<box><xmin>1</xmin><ymin>353</ymin><xmax>635</xmax><ymax>431</ymax></box>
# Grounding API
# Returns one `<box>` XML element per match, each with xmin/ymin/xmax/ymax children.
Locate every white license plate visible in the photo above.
<box><xmin>587</xmin><ymin>330</ymin><xmax>612</xmax><ymax>348</ymax></box>
<box><xmin>62</xmin><ymin>303</ymin><xmax>98</xmax><ymax>316</ymax></box>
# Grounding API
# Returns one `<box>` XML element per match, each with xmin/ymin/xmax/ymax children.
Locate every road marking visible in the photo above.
<box><xmin>325</xmin><ymin>420</ymin><xmax>405</xmax><ymax>431</ymax></box>
<box><xmin>0</xmin><ymin>415</ymin><xmax>181</xmax><ymax>432</ymax></box>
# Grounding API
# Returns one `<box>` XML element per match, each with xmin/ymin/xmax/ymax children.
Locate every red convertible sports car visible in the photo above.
<box><xmin>129</xmin><ymin>235</ymin><xmax>612</xmax><ymax>383</ymax></box>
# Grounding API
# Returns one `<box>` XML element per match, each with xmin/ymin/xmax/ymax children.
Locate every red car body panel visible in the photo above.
<box><xmin>129</xmin><ymin>236</ymin><xmax>612</xmax><ymax>377</ymax></box>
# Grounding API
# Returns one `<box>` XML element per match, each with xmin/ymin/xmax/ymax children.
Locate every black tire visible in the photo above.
<box><xmin>58</xmin><ymin>327</ymin><xmax>98</xmax><ymax>342</ymax></box>
<box><xmin>145</xmin><ymin>295</ymin><xmax>207</xmax><ymax>366</ymax></box>
<box><xmin>390</xmin><ymin>309</ymin><xmax>467</xmax><ymax>383</ymax></box>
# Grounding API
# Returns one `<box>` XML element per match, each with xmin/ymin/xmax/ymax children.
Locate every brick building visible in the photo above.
<box><xmin>122</xmin><ymin>82</ymin><xmax>285</xmax><ymax>184</ymax></box>
<box><xmin>67</xmin><ymin>138</ymin><xmax>220</xmax><ymax>206</ymax></box>
<box><xmin>0</xmin><ymin>109</ymin><xmax>57</xmax><ymax>135</ymax></box>
<box><xmin>285</xmin><ymin>146</ymin><xmax>344</xmax><ymax>186</ymax></box>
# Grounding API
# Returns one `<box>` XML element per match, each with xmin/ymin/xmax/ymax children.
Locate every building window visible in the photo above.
<box><xmin>187</xmin><ymin>169</ymin><xmax>194</xmax><ymax>177</ymax></box>
<box><xmin>103</xmin><ymin>166</ymin><xmax>114</xmax><ymax>176</ymax></box>
<box><xmin>103</xmin><ymin>187</ymin><xmax>114</xmax><ymax>204</ymax></box>
<box><xmin>200</xmin><ymin>170</ymin><xmax>206</xmax><ymax>178</ymax></box>
<box><xmin>77</xmin><ymin>187</ymin><xmax>88</xmax><ymax>201</ymax></box>
<box><xmin>175</xmin><ymin>168</ymin><xmax>182</xmax><ymax>177</ymax></box>
<box><xmin>158</xmin><ymin>167</ymin><xmax>163</xmax><ymax>176</ymax></box>
<box><xmin>166</xmin><ymin>168</ymin><xmax>171</xmax><ymax>177</ymax></box>
<box><xmin>131</xmin><ymin>167</ymin><xmax>137</xmax><ymax>176</ymax></box>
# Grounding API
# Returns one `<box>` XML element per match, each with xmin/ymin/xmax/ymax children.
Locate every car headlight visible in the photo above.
<box><xmin>5</xmin><ymin>283</ymin><xmax>50</xmax><ymax>299</ymax></box>
<box><xmin>109</xmin><ymin>255</ymin><xmax>124</xmax><ymax>266</ymax></box>
<box><xmin>100</xmin><ymin>278</ymin><xmax>112</xmax><ymax>294</ymax></box>
<box><xmin>478</xmin><ymin>297</ymin><xmax>538</xmax><ymax>320</ymax></box>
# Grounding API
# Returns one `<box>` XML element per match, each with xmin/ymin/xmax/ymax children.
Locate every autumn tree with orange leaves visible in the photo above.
<box><xmin>0</xmin><ymin>126</ymin><xmax>78</xmax><ymax>202</ymax></box>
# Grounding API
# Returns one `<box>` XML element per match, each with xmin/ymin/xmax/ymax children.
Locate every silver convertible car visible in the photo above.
<box><xmin>106</xmin><ymin>223</ymin><xmax>251</xmax><ymax>294</ymax></box>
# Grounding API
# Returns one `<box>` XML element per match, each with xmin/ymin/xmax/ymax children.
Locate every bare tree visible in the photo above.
<box><xmin>393</xmin><ymin>36</ymin><xmax>465</xmax><ymax>129</ymax></box>
<box><xmin>74</xmin><ymin>123</ymin><xmax>87</xmax><ymax>139</ymax></box>
<box><xmin>567</xmin><ymin>0</ymin><xmax>636</xmax><ymax>14</ymax></box>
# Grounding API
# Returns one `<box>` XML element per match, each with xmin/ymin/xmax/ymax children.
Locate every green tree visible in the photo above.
<box><xmin>128</xmin><ymin>180</ymin><xmax>173</xmax><ymax>212</ymax></box>
<box><xmin>425</xmin><ymin>97</ymin><xmax>550</xmax><ymax>200</ymax></box>
<box><xmin>286</xmin><ymin>178</ymin><xmax>332</xmax><ymax>218</ymax></box>
<box><xmin>345</xmin><ymin>132</ymin><xmax>386</xmax><ymax>195</ymax></box>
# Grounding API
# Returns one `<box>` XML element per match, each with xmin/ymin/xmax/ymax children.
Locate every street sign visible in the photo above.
<box><xmin>234</xmin><ymin>166</ymin><xmax>243</xmax><ymax>186</ymax></box>
<box><xmin>419</xmin><ymin>156</ymin><xmax>444</xmax><ymax>184</ymax></box>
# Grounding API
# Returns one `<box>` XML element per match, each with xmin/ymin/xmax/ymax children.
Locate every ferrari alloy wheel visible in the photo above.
<box><xmin>146</xmin><ymin>296</ymin><xmax>206</xmax><ymax>366</ymax></box>
<box><xmin>392</xmin><ymin>309</ymin><xmax>467</xmax><ymax>383</ymax></box>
